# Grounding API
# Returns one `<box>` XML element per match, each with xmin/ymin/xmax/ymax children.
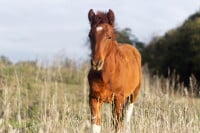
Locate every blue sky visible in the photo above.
<box><xmin>0</xmin><ymin>0</ymin><xmax>199</xmax><ymax>62</ymax></box>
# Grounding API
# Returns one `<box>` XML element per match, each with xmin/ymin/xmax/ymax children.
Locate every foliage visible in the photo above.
<box><xmin>116</xmin><ymin>28</ymin><xmax>136</xmax><ymax>44</ymax></box>
<box><xmin>143</xmin><ymin>11</ymin><xmax>200</xmax><ymax>88</ymax></box>
<box><xmin>116</xmin><ymin>27</ymin><xmax>145</xmax><ymax>57</ymax></box>
<box><xmin>0</xmin><ymin>56</ymin><xmax>12</xmax><ymax>66</ymax></box>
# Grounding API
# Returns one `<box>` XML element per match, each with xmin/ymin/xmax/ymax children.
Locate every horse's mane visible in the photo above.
<box><xmin>90</xmin><ymin>11</ymin><xmax>115</xmax><ymax>27</ymax></box>
<box><xmin>95</xmin><ymin>11</ymin><xmax>109</xmax><ymax>25</ymax></box>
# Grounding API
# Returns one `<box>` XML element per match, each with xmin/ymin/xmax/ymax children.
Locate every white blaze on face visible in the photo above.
<box><xmin>91</xmin><ymin>124</ymin><xmax>101</xmax><ymax>133</ymax></box>
<box><xmin>96</xmin><ymin>26</ymin><xmax>103</xmax><ymax>32</ymax></box>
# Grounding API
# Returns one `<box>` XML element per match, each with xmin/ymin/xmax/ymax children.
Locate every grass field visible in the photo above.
<box><xmin>0</xmin><ymin>61</ymin><xmax>199</xmax><ymax>133</ymax></box>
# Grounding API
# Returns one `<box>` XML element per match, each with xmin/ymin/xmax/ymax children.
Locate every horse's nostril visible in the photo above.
<box><xmin>91</xmin><ymin>59</ymin><xmax>104</xmax><ymax>71</ymax></box>
<box><xmin>98</xmin><ymin>60</ymin><xmax>102</xmax><ymax>66</ymax></box>
<box><xmin>91</xmin><ymin>60</ymin><xmax>96</xmax><ymax>66</ymax></box>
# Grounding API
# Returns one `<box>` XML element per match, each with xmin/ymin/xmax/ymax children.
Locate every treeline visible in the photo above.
<box><xmin>116</xmin><ymin>11</ymin><xmax>200</xmax><ymax>95</ymax></box>
<box><xmin>143</xmin><ymin>11</ymin><xmax>200</xmax><ymax>86</ymax></box>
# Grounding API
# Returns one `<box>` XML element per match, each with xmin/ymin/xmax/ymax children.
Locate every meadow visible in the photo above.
<box><xmin>0</xmin><ymin>60</ymin><xmax>199</xmax><ymax>133</ymax></box>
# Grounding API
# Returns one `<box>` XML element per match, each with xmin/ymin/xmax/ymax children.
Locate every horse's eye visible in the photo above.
<box><xmin>106</xmin><ymin>34</ymin><xmax>112</xmax><ymax>39</ymax></box>
<box><xmin>107</xmin><ymin>36</ymin><xmax>112</xmax><ymax>39</ymax></box>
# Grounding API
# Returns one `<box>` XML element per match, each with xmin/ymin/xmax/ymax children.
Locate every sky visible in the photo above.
<box><xmin>0</xmin><ymin>0</ymin><xmax>199</xmax><ymax>62</ymax></box>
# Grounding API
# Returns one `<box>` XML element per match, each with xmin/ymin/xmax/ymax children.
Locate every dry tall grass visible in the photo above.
<box><xmin>0</xmin><ymin>63</ymin><xmax>199</xmax><ymax>133</ymax></box>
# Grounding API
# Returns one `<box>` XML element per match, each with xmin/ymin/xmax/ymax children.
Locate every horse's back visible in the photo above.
<box><xmin>117</xmin><ymin>43</ymin><xmax>141</xmax><ymax>64</ymax></box>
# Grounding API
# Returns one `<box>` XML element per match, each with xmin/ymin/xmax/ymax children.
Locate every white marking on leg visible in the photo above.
<box><xmin>125</xmin><ymin>103</ymin><xmax>134</xmax><ymax>133</ymax></box>
<box><xmin>91</xmin><ymin>124</ymin><xmax>101</xmax><ymax>133</ymax></box>
<box><xmin>91</xmin><ymin>116</ymin><xmax>96</xmax><ymax>120</ymax></box>
<box><xmin>126</xmin><ymin>103</ymin><xmax>134</xmax><ymax>123</ymax></box>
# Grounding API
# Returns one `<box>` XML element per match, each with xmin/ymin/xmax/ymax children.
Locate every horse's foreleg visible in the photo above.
<box><xmin>89</xmin><ymin>98</ymin><xmax>102</xmax><ymax>133</ymax></box>
<box><xmin>112</xmin><ymin>96</ymin><xmax>124</xmax><ymax>132</ymax></box>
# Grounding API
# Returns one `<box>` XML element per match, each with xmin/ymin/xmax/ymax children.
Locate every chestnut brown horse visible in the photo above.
<box><xmin>88</xmin><ymin>9</ymin><xmax>142</xmax><ymax>133</ymax></box>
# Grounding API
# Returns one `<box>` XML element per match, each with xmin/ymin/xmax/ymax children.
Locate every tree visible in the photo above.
<box><xmin>0</xmin><ymin>56</ymin><xmax>12</xmax><ymax>65</ymax></box>
<box><xmin>116</xmin><ymin>27</ymin><xmax>145</xmax><ymax>56</ymax></box>
<box><xmin>116</xmin><ymin>28</ymin><xmax>136</xmax><ymax>44</ymax></box>
<box><xmin>143</xmin><ymin>11</ymin><xmax>200</xmax><ymax>87</ymax></box>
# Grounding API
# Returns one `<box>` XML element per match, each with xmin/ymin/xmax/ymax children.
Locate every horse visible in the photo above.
<box><xmin>87</xmin><ymin>9</ymin><xmax>142</xmax><ymax>133</ymax></box>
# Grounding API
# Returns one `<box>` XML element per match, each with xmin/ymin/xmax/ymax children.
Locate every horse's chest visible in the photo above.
<box><xmin>90</xmin><ymin>79</ymin><xmax>124</xmax><ymax>103</ymax></box>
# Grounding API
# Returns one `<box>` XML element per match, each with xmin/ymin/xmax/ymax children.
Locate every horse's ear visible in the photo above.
<box><xmin>88</xmin><ymin>9</ymin><xmax>95</xmax><ymax>24</ymax></box>
<box><xmin>107</xmin><ymin>9</ymin><xmax>115</xmax><ymax>26</ymax></box>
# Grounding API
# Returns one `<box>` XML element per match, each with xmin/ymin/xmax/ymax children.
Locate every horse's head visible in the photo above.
<box><xmin>88</xmin><ymin>9</ymin><xmax>115</xmax><ymax>71</ymax></box>
<box><xmin>89</xmin><ymin>23</ymin><xmax>115</xmax><ymax>71</ymax></box>
<box><xmin>88</xmin><ymin>9</ymin><xmax>115</xmax><ymax>27</ymax></box>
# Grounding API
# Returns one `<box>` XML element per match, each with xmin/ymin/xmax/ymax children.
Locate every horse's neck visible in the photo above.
<box><xmin>104</xmin><ymin>41</ymin><xmax>118</xmax><ymax>67</ymax></box>
<box><xmin>102</xmin><ymin>42</ymin><xmax>118</xmax><ymax>82</ymax></box>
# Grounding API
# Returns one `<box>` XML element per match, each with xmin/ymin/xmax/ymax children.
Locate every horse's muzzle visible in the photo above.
<box><xmin>91</xmin><ymin>59</ymin><xmax>104</xmax><ymax>71</ymax></box>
